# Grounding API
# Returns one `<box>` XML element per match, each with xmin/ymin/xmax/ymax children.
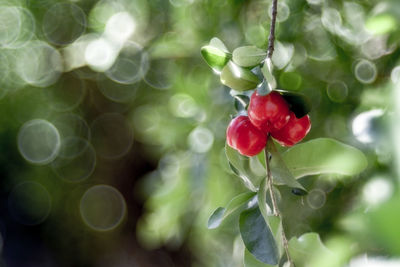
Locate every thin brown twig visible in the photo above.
<box><xmin>267</xmin><ymin>0</ymin><xmax>278</xmax><ymax>59</ymax></box>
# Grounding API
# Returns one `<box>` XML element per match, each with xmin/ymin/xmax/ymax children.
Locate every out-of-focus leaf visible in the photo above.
<box><xmin>221</xmin><ymin>61</ymin><xmax>260</xmax><ymax>91</ymax></box>
<box><xmin>268</xmin><ymin>139</ymin><xmax>307</xmax><ymax>192</ymax></box>
<box><xmin>288</xmin><ymin>233</ymin><xmax>332</xmax><ymax>267</ymax></box>
<box><xmin>201</xmin><ymin>45</ymin><xmax>230</xmax><ymax>71</ymax></box>
<box><xmin>244</xmin><ymin>248</ymin><xmax>276</xmax><ymax>267</ymax></box>
<box><xmin>365</xmin><ymin>14</ymin><xmax>397</xmax><ymax>35</ymax></box>
<box><xmin>276</xmin><ymin>89</ymin><xmax>311</xmax><ymax>118</ymax></box>
<box><xmin>233</xmin><ymin>46</ymin><xmax>267</xmax><ymax>67</ymax></box>
<box><xmin>225</xmin><ymin>143</ymin><xmax>264</xmax><ymax>191</ymax></box>
<box><xmin>281</xmin><ymin>138</ymin><xmax>368</xmax><ymax>178</ymax></box>
<box><xmin>207</xmin><ymin>192</ymin><xmax>256</xmax><ymax>229</ymax></box>
<box><xmin>240</xmin><ymin>207</ymin><xmax>279</xmax><ymax>265</ymax></box>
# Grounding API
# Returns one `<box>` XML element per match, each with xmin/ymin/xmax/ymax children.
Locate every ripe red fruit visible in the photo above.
<box><xmin>271</xmin><ymin>112</ymin><xmax>311</xmax><ymax>147</ymax></box>
<box><xmin>248</xmin><ymin>91</ymin><xmax>290</xmax><ymax>133</ymax></box>
<box><xmin>226</xmin><ymin>115</ymin><xmax>267</xmax><ymax>156</ymax></box>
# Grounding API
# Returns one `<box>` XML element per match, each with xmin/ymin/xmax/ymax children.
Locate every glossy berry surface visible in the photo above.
<box><xmin>248</xmin><ymin>91</ymin><xmax>290</xmax><ymax>133</ymax></box>
<box><xmin>271</xmin><ymin>112</ymin><xmax>311</xmax><ymax>147</ymax></box>
<box><xmin>226</xmin><ymin>115</ymin><xmax>267</xmax><ymax>156</ymax></box>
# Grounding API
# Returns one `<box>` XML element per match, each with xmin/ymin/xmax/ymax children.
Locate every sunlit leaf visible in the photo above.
<box><xmin>209</xmin><ymin>37</ymin><xmax>229</xmax><ymax>52</ymax></box>
<box><xmin>201</xmin><ymin>45</ymin><xmax>231</xmax><ymax>71</ymax></box>
<box><xmin>225</xmin><ymin>143</ymin><xmax>264</xmax><ymax>191</ymax></box>
<box><xmin>268</xmin><ymin>139</ymin><xmax>307</xmax><ymax>192</ymax></box>
<box><xmin>207</xmin><ymin>192</ymin><xmax>256</xmax><ymax>229</ymax></box>
<box><xmin>280</xmin><ymin>138</ymin><xmax>368</xmax><ymax>178</ymax></box>
<box><xmin>240</xmin><ymin>207</ymin><xmax>279</xmax><ymax>265</ymax></box>
<box><xmin>233</xmin><ymin>46</ymin><xmax>267</xmax><ymax>67</ymax></box>
<box><xmin>221</xmin><ymin>61</ymin><xmax>260</xmax><ymax>91</ymax></box>
<box><xmin>275</xmin><ymin>89</ymin><xmax>311</xmax><ymax>118</ymax></box>
<box><xmin>288</xmin><ymin>233</ymin><xmax>332</xmax><ymax>267</ymax></box>
<box><xmin>261</xmin><ymin>60</ymin><xmax>277</xmax><ymax>90</ymax></box>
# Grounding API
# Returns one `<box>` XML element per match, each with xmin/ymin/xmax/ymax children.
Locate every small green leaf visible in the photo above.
<box><xmin>244</xmin><ymin>248</ymin><xmax>276</xmax><ymax>267</ymax></box>
<box><xmin>281</xmin><ymin>138</ymin><xmax>368</xmax><ymax>178</ymax></box>
<box><xmin>268</xmin><ymin>139</ymin><xmax>307</xmax><ymax>192</ymax></box>
<box><xmin>233</xmin><ymin>46</ymin><xmax>267</xmax><ymax>67</ymax></box>
<box><xmin>207</xmin><ymin>192</ymin><xmax>256</xmax><ymax>229</ymax></box>
<box><xmin>261</xmin><ymin>61</ymin><xmax>277</xmax><ymax>90</ymax></box>
<box><xmin>207</xmin><ymin>207</ymin><xmax>226</xmax><ymax>229</ymax></box>
<box><xmin>240</xmin><ymin>207</ymin><xmax>279</xmax><ymax>265</ymax></box>
<box><xmin>275</xmin><ymin>89</ymin><xmax>311</xmax><ymax>118</ymax></box>
<box><xmin>221</xmin><ymin>61</ymin><xmax>260</xmax><ymax>91</ymax></box>
<box><xmin>288</xmin><ymin>233</ymin><xmax>332</xmax><ymax>267</ymax></box>
<box><xmin>225</xmin><ymin>143</ymin><xmax>264</xmax><ymax>191</ymax></box>
<box><xmin>201</xmin><ymin>45</ymin><xmax>231</xmax><ymax>71</ymax></box>
<box><xmin>209</xmin><ymin>37</ymin><xmax>229</xmax><ymax>52</ymax></box>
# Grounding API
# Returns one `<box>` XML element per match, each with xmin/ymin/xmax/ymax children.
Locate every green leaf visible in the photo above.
<box><xmin>209</xmin><ymin>37</ymin><xmax>229</xmax><ymax>52</ymax></box>
<box><xmin>281</xmin><ymin>138</ymin><xmax>368</xmax><ymax>178</ymax></box>
<box><xmin>233</xmin><ymin>46</ymin><xmax>267</xmax><ymax>67</ymax></box>
<box><xmin>221</xmin><ymin>61</ymin><xmax>260</xmax><ymax>91</ymax></box>
<box><xmin>275</xmin><ymin>89</ymin><xmax>312</xmax><ymax>118</ymax></box>
<box><xmin>225</xmin><ymin>143</ymin><xmax>264</xmax><ymax>191</ymax></box>
<box><xmin>288</xmin><ymin>233</ymin><xmax>332</xmax><ymax>267</ymax></box>
<box><xmin>239</xmin><ymin>207</ymin><xmax>279</xmax><ymax>265</ymax></box>
<box><xmin>261</xmin><ymin>61</ymin><xmax>277</xmax><ymax>90</ymax></box>
<box><xmin>268</xmin><ymin>139</ymin><xmax>307</xmax><ymax>192</ymax></box>
<box><xmin>207</xmin><ymin>192</ymin><xmax>256</xmax><ymax>229</ymax></box>
<box><xmin>244</xmin><ymin>248</ymin><xmax>276</xmax><ymax>267</ymax></box>
<box><xmin>201</xmin><ymin>45</ymin><xmax>231</xmax><ymax>71</ymax></box>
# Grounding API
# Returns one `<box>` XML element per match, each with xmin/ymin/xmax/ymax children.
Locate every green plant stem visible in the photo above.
<box><xmin>264</xmin><ymin>144</ymin><xmax>293</xmax><ymax>265</ymax></box>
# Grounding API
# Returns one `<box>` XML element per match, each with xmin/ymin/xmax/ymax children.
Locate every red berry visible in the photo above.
<box><xmin>226</xmin><ymin>115</ymin><xmax>267</xmax><ymax>156</ymax></box>
<box><xmin>248</xmin><ymin>91</ymin><xmax>290</xmax><ymax>133</ymax></box>
<box><xmin>271</xmin><ymin>112</ymin><xmax>311</xmax><ymax>147</ymax></box>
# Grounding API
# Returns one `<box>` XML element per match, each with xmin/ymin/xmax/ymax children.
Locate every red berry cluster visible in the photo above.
<box><xmin>226</xmin><ymin>91</ymin><xmax>311</xmax><ymax>156</ymax></box>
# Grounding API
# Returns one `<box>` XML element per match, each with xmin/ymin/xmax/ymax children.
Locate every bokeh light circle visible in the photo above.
<box><xmin>104</xmin><ymin>12</ymin><xmax>136</xmax><ymax>44</ymax></box>
<box><xmin>391</xmin><ymin>66</ymin><xmax>400</xmax><ymax>84</ymax></box>
<box><xmin>18</xmin><ymin>119</ymin><xmax>61</xmax><ymax>165</ymax></box>
<box><xmin>326</xmin><ymin>81</ymin><xmax>348</xmax><ymax>103</ymax></box>
<box><xmin>15</xmin><ymin>41</ymin><xmax>63</xmax><ymax>87</ymax></box>
<box><xmin>144</xmin><ymin>59</ymin><xmax>174</xmax><ymax>90</ymax></box>
<box><xmin>0</xmin><ymin>6</ymin><xmax>21</xmax><ymax>46</ymax></box>
<box><xmin>42</xmin><ymin>2</ymin><xmax>87</xmax><ymax>45</ymax></box>
<box><xmin>363</xmin><ymin>177</ymin><xmax>392</xmax><ymax>206</ymax></box>
<box><xmin>306</xmin><ymin>189</ymin><xmax>326</xmax><ymax>209</ymax></box>
<box><xmin>91</xmin><ymin>113</ymin><xmax>134</xmax><ymax>159</ymax></box>
<box><xmin>80</xmin><ymin>185</ymin><xmax>126</xmax><ymax>231</ymax></box>
<box><xmin>8</xmin><ymin>181</ymin><xmax>52</xmax><ymax>225</ymax></box>
<box><xmin>169</xmin><ymin>94</ymin><xmax>199</xmax><ymax>118</ymax></box>
<box><xmin>354</xmin><ymin>59</ymin><xmax>377</xmax><ymax>84</ymax></box>
<box><xmin>188</xmin><ymin>126</ymin><xmax>214</xmax><ymax>153</ymax></box>
<box><xmin>105</xmin><ymin>41</ymin><xmax>148</xmax><ymax>84</ymax></box>
<box><xmin>51</xmin><ymin>137</ymin><xmax>96</xmax><ymax>183</ymax></box>
<box><xmin>352</xmin><ymin>109</ymin><xmax>384</xmax><ymax>144</ymax></box>
<box><xmin>51</xmin><ymin>113</ymin><xmax>91</xmax><ymax>141</ymax></box>
<box><xmin>85</xmin><ymin>37</ymin><xmax>118</xmax><ymax>72</ymax></box>
<box><xmin>97</xmin><ymin>75</ymin><xmax>139</xmax><ymax>103</ymax></box>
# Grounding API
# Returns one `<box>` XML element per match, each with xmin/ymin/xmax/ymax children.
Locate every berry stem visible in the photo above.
<box><xmin>267</xmin><ymin>0</ymin><xmax>278</xmax><ymax>59</ymax></box>
<box><xmin>264</xmin><ymin>143</ymin><xmax>293</xmax><ymax>265</ymax></box>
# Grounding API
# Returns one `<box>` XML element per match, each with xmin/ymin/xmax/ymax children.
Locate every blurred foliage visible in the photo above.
<box><xmin>0</xmin><ymin>0</ymin><xmax>400</xmax><ymax>266</ymax></box>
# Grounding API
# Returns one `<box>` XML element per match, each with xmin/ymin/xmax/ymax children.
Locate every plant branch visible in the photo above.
<box><xmin>264</xmin><ymin>143</ymin><xmax>293</xmax><ymax>265</ymax></box>
<box><xmin>267</xmin><ymin>0</ymin><xmax>278</xmax><ymax>59</ymax></box>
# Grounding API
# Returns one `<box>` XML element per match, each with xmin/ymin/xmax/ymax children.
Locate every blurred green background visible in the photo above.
<box><xmin>0</xmin><ymin>0</ymin><xmax>400</xmax><ymax>266</ymax></box>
